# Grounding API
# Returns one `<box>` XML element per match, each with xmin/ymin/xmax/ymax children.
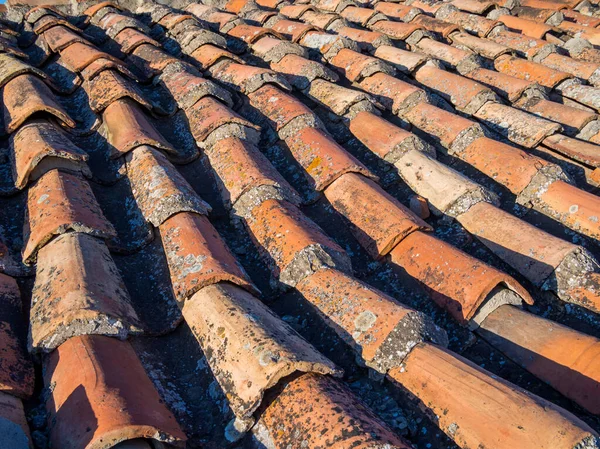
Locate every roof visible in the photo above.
<box><xmin>0</xmin><ymin>0</ymin><xmax>598</xmax><ymax>448</ymax></box>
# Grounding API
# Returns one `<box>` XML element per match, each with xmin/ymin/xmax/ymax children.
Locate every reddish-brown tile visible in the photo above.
<box><xmin>114</xmin><ymin>27</ymin><xmax>160</xmax><ymax>54</ymax></box>
<box><xmin>252</xmin><ymin>36</ymin><xmax>307</xmax><ymax>63</ymax></box>
<box><xmin>389</xmin><ymin>342</ymin><xmax>599</xmax><ymax>449</ymax></box>
<box><xmin>374</xmin><ymin>2</ymin><xmax>422</xmax><ymax>21</ymax></box>
<box><xmin>87</xmin><ymin>69</ymin><xmax>153</xmax><ymax>113</ymax></box>
<box><xmin>30</xmin><ymin>232</ymin><xmax>141</xmax><ymax>352</ymax></box>
<box><xmin>45</xmin><ymin>335</ymin><xmax>186</xmax><ymax>449</ymax></box>
<box><xmin>10</xmin><ymin>119</ymin><xmax>90</xmax><ymax>190</ymax></box>
<box><xmin>59</xmin><ymin>42</ymin><xmax>122</xmax><ymax>73</ymax></box>
<box><xmin>204</xmin><ymin>136</ymin><xmax>301</xmax><ymax>213</ymax></box>
<box><xmin>284</xmin><ymin>126</ymin><xmax>375</xmax><ymax>191</ymax></box>
<box><xmin>0</xmin><ymin>273</ymin><xmax>33</xmax><ymax>399</ymax></box>
<box><xmin>98</xmin><ymin>12</ymin><xmax>148</xmax><ymax>39</ymax></box>
<box><xmin>271</xmin><ymin>53</ymin><xmax>339</xmax><ymax>90</ymax></box>
<box><xmin>488</xmin><ymin>28</ymin><xmax>555</xmax><ymax>59</ymax></box>
<box><xmin>0</xmin><ymin>392</ymin><xmax>31</xmax><ymax>449</ymax></box>
<box><xmin>494</xmin><ymin>54</ymin><xmax>571</xmax><ymax>88</ymax></box>
<box><xmin>129</xmin><ymin>43</ymin><xmax>181</xmax><ymax>78</ymax></box>
<box><xmin>465</xmin><ymin>67</ymin><xmax>539</xmax><ymax>102</ymax></box>
<box><xmin>412</xmin><ymin>14</ymin><xmax>461</xmax><ymax>37</ymax></box>
<box><xmin>2</xmin><ymin>74</ymin><xmax>75</xmax><ymax>134</ymax></box>
<box><xmin>159</xmin><ymin>213</ymin><xmax>257</xmax><ymax>303</ymax></box>
<box><xmin>390</xmin><ymin>231</ymin><xmax>533</xmax><ymax>324</ymax></box>
<box><xmin>280</xmin><ymin>4</ymin><xmax>316</xmax><ymax>19</ymax></box>
<box><xmin>373</xmin><ymin>45</ymin><xmax>429</xmax><ymax>74</ymax></box>
<box><xmin>437</xmin><ymin>8</ymin><xmax>501</xmax><ymax>37</ymax></box>
<box><xmin>450</xmin><ymin>31</ymin><xmax>512</xmax><ymax>59</ymax></box>
<box><xmin>359</xmin><ymin>72</ymin><xmax>428</xmax><ymax>115</ymax></box>
<box><xmin>126</xmin><ymin>146</ymin><xmax>210</xmax><ymax>226</ymax></box>
<box><xmin>256</xmin><ymin>373</ymin><xmax>412</xmax><ymax>449</ymax></box>
<box><xmin>0</xmin><ymin>53</ymin><xmax>54</xmax><ymax>91</ymax></box>
<box><xmin>79</xmin><ymin>57</ymin><xmax>138</xmax><ymax>82</ymax></box>
<box><xmin>183</xmin><ymin>283</ymin><xmax>340</xmax><ymax>419</ymax></box>
<box><xmin>337</xmin><ymin>26</ymin><xmax>392</xmax><ymax>52</ymax></box>
<box><xmin>23</xmin><ymin>170</ymin><xmax>116</xmax><ymax>264</ymax></box>
<box><xmin>102</xmin><ymin>98</ymin><xmax>175</xmax><ymax>158</ymax></box>
<box><xmin>324</xmin><ymin>172</ymin><xmax>431</xmax><ymax>258</ymax></box>
<box><xmin>542</xmin><ymin>133</ymin><xmax>600</xmax><ymax>167</ymax></box>
<box><xmin>497</xmin><ymin>14</ymin><xmax>552</xmax><ymax>39</ymax></box>
<box><xmin>208</xmin><ymin>60</ymin><xmax>290</xmax><ymax>94</ymax></box>
<box><xmin>479</xmin><ymin>305</ymin><xmax>600</xmax><ymax>414</ymax></box>
<box><xmin>516</xmin><ymin>97</ymin><xmax>597</xmax><ymax>133</ymax></box>
<box><xmin>228</xmin><ymin>23</ymin><xmax>282</xmax><ymax>44</ymax></box>
<box><xmin>414</xmin><ymin>38</ymin><xmax>480</xmax><ymax>74</ymax></box>
<box><xmin>541</xmin><ymin>52</ymin><xmax>600</xmax><ymax>84</ymax></box>
<box><xmin>190</xmin><ymin>43</ymin><xmax>242</xmax><ymax>71</ymax></box>
<box><xmin>246</xmin><ymin>199</ymin><xmax>351</xmax><ymax>287</ymax></box>
<box><xmin>83</xmin><ymin>1</ymin><xmax>120</xmax><ymax>18</ymax></box>
<box><xmin>369</xmin><ymin>20</ymin><xmax>424</xmax><ymax>41</ymax></box>
<box><xmin>33</xmin><ymin>14</ymin><xmax>82</xmax><ymax>35</ymax></box>
<box><xmin>330</xmin><ymin>48</ymin><xmax>394</xmax><ymax>83</ymax></box>
<box><xmin>42</xmin><ymin>25</ymin><xmax>89</xmax><ymax>52</ymax></box>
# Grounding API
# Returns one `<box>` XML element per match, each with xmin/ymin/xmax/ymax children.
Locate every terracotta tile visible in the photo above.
<box><xmin>23</xmin><ymin>170</ymin><xmax>116</xmax><ymax>264</ymax></box>
<box><xmin>314</xmin><ymin>0</ymin><xmax>352</xmax><ymax>13</ymax></box>
<box><xmin>204</xmin><ymin>136</ymin><xmax>301</xmax><ymax>214</ymax></box>
<box><xmin>59</xmin><ymin>42</ymin><xmax>122</xmax><ymax>73</ymax></box>
<box><xmin>474</xmin><ymin>102</ymin><xmax>562</xmax><ymax>148</ymax></box>
<box><xmin>560</xmin><ymin>21</ymin><xmax>600</xmax><ymax>45</ymax></box>
<box><xmin>102</xmin><ymin>98</ymin><xmax>175</xmax><ymax>158</ymax></box>
<box><xmin>284</xmin><ymin>126</ymin><xmax>374</xmax><ymax>191</ymax></box>
<box><xmin>159</xmin><ymin>213</ymin><xmax>257</xmax><ymax>303</ymax></box>
<box><xmin>255</xmin><ymin>0</ymin><xmax>285</xmax><ymax>8</ymax></box>
<box><xmin>248</xmin><ymin>84</ymin><xmax>319</xmax><ymax>134</ymax></box>
<box><xmin>129</xmin><ymin>44</ymin><xmax>181</xmax><ymax>78</ymax></box>
<box><xmin>87</xmin><ymin>69</ymin><xmax>153</xmax><ymax>113</ymax></box>
<box><xmin>30</xmin><ymin>233</ymin><xmax>141</xmax><ymax>352</ymax></box>
<box><xmin>396</xmin><ymin>149</ymin><xmax>496</xmax><ymax>217</ymax></box>
<box><xmin>2</xmin><ymin>74</ymin><xmax>75</xmax><ymax>134</ymax></box>
<box><xmin>0</xmin><ymin>273</ymin><xmax>33</xmax><ymax>399</ymax></box>
<box><xmin>0</xmin><ymin>392</ymin><xmax>31</xmax><ymax>449</ymax></box>
<box><xmin>437</xmin><ymin>8</ymin><xmax>501</xmax><ymax>37</ymax></box>
<box><xmin>201</xmin><ymin>10</ymin><xmax>239</xmax><ymax>31</ymax></box>
<box><xmin>186</xmin><ymin>96</ymin><xmax>259</xmax><ymax>145</ymax></box>
<box><xmin>465</xmin><ymin>67</ymin><xmax>539</xmax><ymax>102</ymax></box>
<box><xmin>297</xmin><ymin>267</ymin><xmax>446</xmax><ymax>371</ymax></box>
<box><xmin>79</xmin><ymin>57</ymin><xmax>138</xmax><ymax>82</ymax></box>
<box><xmin>411</xmin><ymin>14</ymin><xmax>461</xmax><ymax>38</ymax></box>
<box><xmin>541</xmin><ymin>52</ymin><xmax>600</xmax><ymax>84</ymax></box>
<box><xmin>45</xmin><ymin>335</ymin><xmax>186</xmax><ymax>449</ymax></box>
<box><xmin>405</xmin><ymin>102</ymin><xmax>483</xmax><ymax>154</ymax></box>
<box><xmin>461</xmin><ymin>137</ymin><xmax>547</xmax><ymax>194</ymax></box>
<box><xmin>349</xmin><ymin>111</ymin><xmax>431</xmax><ymax>163</ymax></box>
<box><xmin>256</xmin><ymin>373</ymin><xmax>412</xmax><ymax>449</ymax></box>
<box><xmin>542</xmin><ymin>133</ymin><xmax>600</xmax><ymax>167</ymax></box>
<box><xmin>479</xmin><ymin>305</ymin><xmax>600</xmax><ymax>414</ymax></box>
<box><xmin>494</xmin><ymin>54</ymin><xmax>571</xmax><ymax>88</ymax></box>
<box><xmin>369</xmin><ymin>20</ymin><xmax>424</xmax><ymax>41</ymax></box>
<box><xmin>280</xmin><ymin>4</ymin><xmax>315</xmax><ymax>19</ymax></box>
<box><xmin>126</xmin><ymin>146</ymin><xmax>210</xmax><ymax>227</ymax></box>
<box><xmin>373</xmin><ymin>45</ymin><xmax>429</xmax><ymax>74</ymax></box>
<box><xmin>557</xmin><ymin>81</ymin><xmax>600</xmax><ymax>113</ymax></box>
<box><xmin>449</xmin><ymin>32</ymin><xmax>512</xmax><ymax>59</ymax></box>
<box><xmin>42</xmin><ymin>25</ymin><xmax>89</xmax><ymax>52</ymax></box>
<box><xmin>271</xmin><ymin>53</ymin><xmax>339</xmax><ymax>90</ymax></box>
<box><xmin>0</xmin><ymin>53</ymin><xmax>54</xmax><ymax>91</ymax></box>
<box><xmin>359</xmin><ymin>72</ymin><xmax>428</xmax><ymax>115</ymax></box>
<box><xmin>389</xmin><ymin>342</ymin><xmax>599</xmax><ymax>449</ymax></box>
<box><xmin>537</xmin><ymin>180</ymin><xmax>600</xmax><ymax>240</ymax></box>
<box><xmin>340</xmin><ymin>6</ymin><xmax>385</xmax><ymax>27</ymax></box>
<box><xmin>114</xmin><ymin>27</ymin><xmax>160</xmax><ymax>54</ymax></box>
<box><xmin>458</xmin><ymin>202</ymin><xmax>578</xmax><ymax>286</ymax></box>
<box><xmin>98</xmin><ymin>12</ymin><xmax>149</xmax><ymax>39</ymax></box>
<box><xmin>32</xmin><ymin>14</ymin><xmax>82</xmax><ymax>35</ymax></box>
<box><xmin>157</xmin><ymin>12</ymin><xmax>197</xmax><ymax>31</ymax></box>
<box><xmin>185</xmin><ymin>3</ymin><xmax>219</xmax><ymax>20</ymax></box>
<box><xmin>158</xmin><ymin>63</ymin><xmax>231</xmax><ymax>111</ymax></box>
<box><xmin>414</xmin><ymin>38</ymin><xmax>480</xmax><ymax>74</ymax></box>
<box><xmin>337</xmin><ymin>26</ymin><xmax>392</xmax><ymax>52</ymax></box>
<box><xmin>513</xmin><ymin>5</ymin><xmax>562</xmax><ymax>23</ymax></box>
<box><xmin>10</xmin><ymin>119</ymin><xmax>90</xmax><ymax>190</ymax></box>
<box><xmin>324</xmin><ymin>172</ymin><xmax>430</xmax><ymax>258</ymax></box>
<box><xmin>497</xmin><ymin>14</ymin><xmax>552</xmax><ymax>39</ymax></box>
<box><xmin>189</xmin><ymin>44</ymin><xmax>241</xmax><ymax>71</ymax></box>
<box><xmin>409</xmin><ymin>194</ymin><xmax>431</xmax><ymax>219</ymax></box>
<box><xmin>330</xmin><ymin>48</ymin><xmax>394</xmax><ymax>83</ymax></box>
<box><xmin>562</xmin><ymin>9</ymin><xmax>600</xmax><ymax>27</ymax></box>
<box><xmin>183</xmin><ymin>283</ymin><xmax>340</xmax><ymax>419</ymax></box>
<box><xmin>226</xmin><ymin>23</ymin><xmax>279</xmax><ymax>44</ymax></box>
<box><xmin>564</xmin><ymin>272</ymin><xmax>600</xmax><ymax>314</ymax></box>
<box><xmin>252</xmin><ymin>36</ymin><xmax>307</xmax><ymax>63</ymax></box>
<box><xmin>307</xmin><ymin>78</ymin><xmax>378</xmax><ymax>117</ymax></box>
<box><xmin>244</xmin><ymin>8</ymin><xmax>280</xmax><ymax>26</ymax></box>
<box><xmin>517</xmin><ymin>97</ymin><xmax>597</xmax><ymax>133</ymax></box>
<box><xmin>301</xmin><ymin>10</ymin><xmax>345</xmax><ymax>30</ymax></box>
<box><xmin>83</xmin><ymin>1</ymin><xmax>120</xmax><ymax>18</ymax></box>
<box><xmin>374</xmin><ymin>2</ymin><xmax>422</xmax><ymax>21</ymax></box>
<box><xmin>488</xmin><ymin>29</ymin><xmax>555</xmax><ymax>60</ymax></box>
<box><xmin>246</xmin><ymin>199</ymin><xmax>351</xmax><ymax>287</ymax></box>
<box><xmin>223</xmin><ymin>0</ymin><xmax>250</xmax><ymax>13</ymax></box>
<box><xmin>389</xmin><ymin>231</ymin><xmax>532</xmax><ymax>324</ymax></box>
<box><xmin>208</xmin><ymin>60</ymin><xmax>290</xmax><ymax>94</ymax></box>
<box><xmin>25</xmin><ymin>5</ymin><xmax>64</xmax><ymax>23</ymax></box>
<box><xmin>414</xmin><ymin>65</ymin><xmax>496</xmax><ymax>114</ymax></box>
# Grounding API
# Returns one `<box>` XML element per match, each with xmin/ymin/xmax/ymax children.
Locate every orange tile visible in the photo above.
<box><xmin>31</xmin><ymin>232</ymin><xmax>141</xmax><ymax>352</ymax></box>
<box><xmin>129</xmin><ymin>43</ymin><xmax>181</xmax><ymax>77</ymax></box>
<box><xmin>114</xmin><ymin>27</ymin><xmax>160</xmax><ymax>54</ymax></box>
<box><xmin>373</xmin><ymin>45</ymin><xmax>429</xmax><ymax>74</ymax></box>
<box><xmin>389</xmin><ymin>342</ymin><xmax>599</xmax><ymax>449</ymax></box>
<box><xmin>307</xmin><ymin>78</ymin><xmax>377</xmax><ymax>117</ymax></box>
<box><xmin>494</xmin><ymin>54</ymin><xmax>571</xmax><ymax>88</ymax></box>
<box><xmin>538</xmin><ymin>180</ymin><xmax>600</xmax><ymax>240</ymax></box>
<box><xmin>369</xmin><ymin>19</ymin><xmax>424</xmax><ymax>40</ymax></box>
<box><xmin>204</xmin><ymin>136</ymin><xmax>301</xmax><ymax>210</ymax></box>
<box><xmin>126</xmin><ymin>146</ymin><xmax>210</xmax><ymax>226</ymax></box>
<box><xmin>517</xmin><ymin>97</ymin><xmax>597</xmax><ymax>132</ymax></box>
<box><xmin>42</xmin><ymin>25</ymin><xmax>88</xmax><ymax>52</ymax></box>
<box><xmin>359</xmin><ymin>72</ymin><xmax>427</xmax><ymax>114</ymax></box>
<box><xmin>0</xmin><ymin>273</ymin><xmax>34</xmax><ymax>399</ymax></box>
<box><xmin>10</xmin><ymin>119</ymin><xmax>90</xmax><ymax>190</ymax></box>
<box><xmin>340</xmin><ymin>6</ymin><xmax>381</xmax><ymax>26</ymax></box>
<box><xmin>183</xmin><ymin>283</ymin><xmax>339</xmax><ymax>419</ymax></box>
<box><xmin>541</xmin><ymin>52</ymin><xmax>600</xmax><ymax>83</ymax></box>
<box><xmin>414</xmin><ymin>38</ymin><xmax>479</xmax><ymax>72</ymax></box>
<box><xmin>190</xmin><ymin>43</ymin><xmax>242</xmax><ymax>71</ymax></box>
<box><xmin>59</xmin><ymin>41</ymin><xmax>122</xmax><ymax>73</ymax></box>
<box><xmin>497</xmin><ymin>14</ymin><xmax>552</xmax><ymax>39</ymax></box>
<box><xmin>284</xmin><ymin>126</ymin><xmax>374</xmax><ymax>191</ymax></box>
<box><xmin>374</xmin><ymin>2</ymin><xmax>421</xmax><ymax>21</ymax></box>
<box><xmin>390</xmin><ymin>231</ymin><xmax>533</xmax><ymax>324</ymax></box>
<box><xmin>461</xmin><ymin>136</ymin><xmax>547</xmax><ymax>194</ymax></box>
<box><xmin>450</xmin><ymin>31</ymin><xmax>512</xmax><ymax>59</ymax></box>
<box><xmin>0</xmin><ymin>392</ymin><xmax>32</xmax><ymax>449</ymax></box>
<box><xmin>80</xmin><ymin>57</ymin><xmax>138</xmax><ymax>82</ymax></box>
<box><xmin>479</xmin><ymin>305</ymin><xmax>600</xmax><ymax>414</ymax></box>
<box><xmin>23</xmin><ymin>171</ymin><xmax>116</xmax><ymax>264</ymax></box>
<box><xmin>271</xmin><ymin>53</ymin><xmax>339</xmax><ymax>90</ymax></box>
<box><xmin>458</xmin><ymin>201</ymin><xmax>578</xmax><ymax>286</ymax></box>
<box><xmin>438</xmin><ymin>9</ymin><xmax>500</xmax><ymax>37</ymax></box>
<box><xmin>87</xmin><ymin>68</ymin><xmax>152</xmax><ymax>113</ymax></box>
<box><xmin>227</xmin><ymin>23</ymin><xmax>281</xmax><ymax>44</ymax></box>
<box><xmin>209</xmin><ymin>60</ymin><xmax>290</xmax><ymax>94</ymax></box>
<box><xmin>337</xmin><ymin>26</ymin><xmax>391</xmax><ymax>51</ymax></box>
<box><xmin>270</xmin><ymin>19</ymin><xmax>317</xmax><ymax>42</ymax></box>
<box><xmin>256</xmin><ymin>373</ymin><xmax>412</xmax><ymax>449</ymax></box>
<box><xmin>279</xmin><ymin>4</ymin><xmax>316</xmax><ymax>19</ymax></box>
<box><xmin>412</xmin><ymin>14</ymin><xmax>461</xmax><ymax>37</ymax></box>
<box><xmin>252</xmin><ymin>35</ymin><xmax>307</xmax><ymax>63</ymax></box>
<box><xmin>297</xmin><ymin>268</ymin><xmax>447</xmax><ymax>371</ymax></box>
<box><xmin>465</xmin><ymin>67</ymin><xmax>537</xmax><ymax>102</ymax></box>
<box><xmin>160</xmin><ymin>213</ymin><xmax>257</xmax><ymax>303</ymax></box>
<box><xmin>542</xmin><ymin>133</ymin><xmax>600</xmax><ymax>167</ymax></box>
<box><xmin>246</xmin><ymin>199</ymin><xmax>351</xmax><ymax>287</ymax></box>
<box><xmin>1</xmin><ymin>74</ymin><xmax>75</xmax><ymax>134</ymax></box>
<box><xmin>45</xmin><ymin>335</ymin><xmax>186</xmax><ymax>449</ymax></box>
<box><xmin>103</xmin><ymin>98</ymin><xmax>175</xmax><ymax>158</ymax></box>
<box><xmin>331</xmin><ymin>48</ymin><xmax>394</xmax><ymax>84</ymax></box>
<box><xmin>82</xmin><ymin>1</ymin><xmax>120</xmax><ymax>18</ymax></box>
<box><xmin>324</xmin><ymin>172</ymin><xmax>430</xmax><ymax>258</ymax></box>
<box><xmin>488</xmin><ymin>28</ymin><xmax>554</xmax><ymax>59</ymax></box>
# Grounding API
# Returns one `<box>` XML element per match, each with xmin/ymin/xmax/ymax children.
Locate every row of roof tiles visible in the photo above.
<box><xmin>0</xmin><ymin>1</ymin><xmax>598</xmax><ymax>449</ymax></box>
